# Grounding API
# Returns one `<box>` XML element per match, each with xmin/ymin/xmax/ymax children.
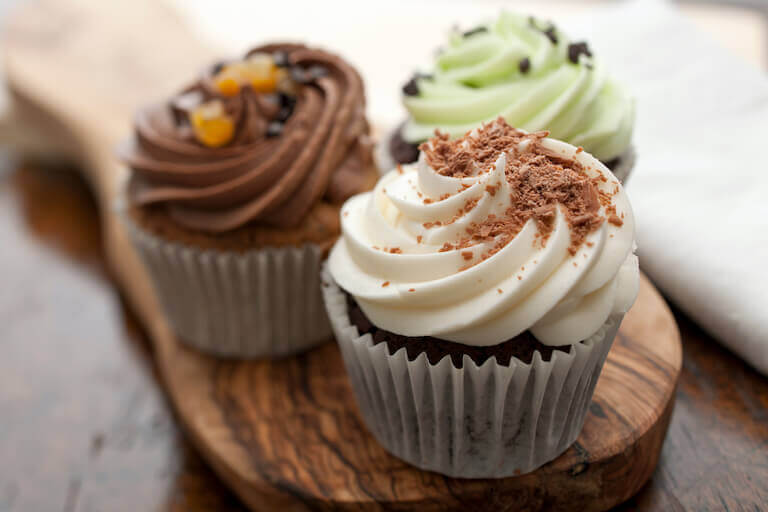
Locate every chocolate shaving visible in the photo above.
<box><xmin>272</xmin><ymin>51</ymin><xmax>290</xmax><ymax>68</ymax></box>
<box><xmin>308</xmin><ymin>65</ymin><xmax>329</xmax><ymax>79</ymax></box>
<box><xmin>421</xmin><ymin>118</ymin><xmax>611</xmax><ymax>258</ymax></box>
<box><xmin>290</xmin><ymin>67</ymin><xmax>311</xmax><ymax>84</ymax></box>
<box><xmin>420</xmin><ymin>122</ymin><xmax>527</xmax><ymax>178</ymax></box>
<box><xmin>266</xmin><ymin>121</ymin><xmax>283</xmax><ymax>137</ymax></box>
<box><xmin>519</xmin><ymin>57</ymin><xmax>531</xmax><ymax>74</ymax></box>
<box><xmin>402</xmin><ymin>77</ymin><xmax>419</xmax><ymax>96</ymax></box>
<box><xmin>543</xmin><ymin>26</ymin><xmax>558</xmax><ymax>45</ymax></box>
<box><xmin>275</xmin><ymin>93</ymin><xmax>296</xmax><ymax>123</ymax></box>
<box><xmin>567</xmin><ymin>42</ymin><xmax>593</xmax><ymax>64</ymax></box>
<box><xmin>210</xmin><ymin>61</ymin><xmax>226</xmax><ymax>75</ymax></box>
<box><xmin>463</xmin><ymin>26</ymin><xmax>488</xmax><ymax>38</ymax></box>
<box><xmin>529</xmin><ymin>17</ymin><xmax>558</xmax><ymax>45</ymax></box>
<box><xmin>402</xmin><ymin>73</ymin><xmax>433</xmax><ymax>97</ymax></box>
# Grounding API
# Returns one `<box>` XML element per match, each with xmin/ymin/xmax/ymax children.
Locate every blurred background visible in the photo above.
<box><xmin>0</xmin><ymin>1</ymin><xmax>765</xmax><ymax>511</ymax></box>
<box><xmin>168</xmin><ymin>0</ymin><xmax>768</xmax><ymax>127</ymax></box>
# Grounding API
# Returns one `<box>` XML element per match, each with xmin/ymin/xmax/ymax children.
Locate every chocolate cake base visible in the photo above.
<box><xmin>128</xmin><ymin>202</ymin><xmax>341</xmax><ymax>253</ymax></box>
<box><xmin>388</xmin><ymin>123</ymin><xmax>420</xmax><ymax>165</ymax></box>
<box><xmin>389</xmin><ymin>123</ymin><xmax>622</xmax><ymax>171</ymax></box>
<box><xmin>346</xmin><ymin>293</ymin><xmax>574</xmax><ymax>369</ymax></box>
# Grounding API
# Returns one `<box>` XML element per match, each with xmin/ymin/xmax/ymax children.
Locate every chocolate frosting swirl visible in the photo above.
<box><xmin>121</xmin><ymin>43</ymin><xmax>373</xmax><ymax>232</ymax></box>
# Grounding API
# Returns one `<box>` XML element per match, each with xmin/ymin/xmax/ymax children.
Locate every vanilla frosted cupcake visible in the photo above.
<box><xmin>120</xmin><ymin>43</ymin><xmax>377</xmax><ymax>358</ymax></box>
<box><xmin>385</xmin><ymin>11</ymin><xmax>635</xmax><ymax>182</ymax></box>
<box><xmin>323</xmin><ymin>118</ymin><xmax>638</xmax><ymax>477</ymax></box>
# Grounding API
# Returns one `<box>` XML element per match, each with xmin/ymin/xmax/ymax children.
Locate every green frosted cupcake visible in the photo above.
<box><xmin>385</xmin><ymin>11</ymin><xmax>635</xmax><ymax>181</ymax></box>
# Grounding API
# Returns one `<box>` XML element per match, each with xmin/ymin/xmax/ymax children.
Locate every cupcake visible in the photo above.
<box><xmin>384</xmin><ymin>11</ymin><xmax>635</xmax><ymax>183</ymax></box>
<box><xmin>323</xmin><ymin>118</ymin><xmax>639</xmax><ymax>477</ymax></box>
<box><xmin>120</xmin><ymin>43</ymin><xmax>377</xmax><ymax>358</ymax></box>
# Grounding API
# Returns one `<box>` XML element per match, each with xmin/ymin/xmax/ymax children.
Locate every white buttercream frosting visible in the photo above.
<box><xmin>329</xmin><ymin>125</ymin><xmax>638</xmax><ymax>346</ymax></box>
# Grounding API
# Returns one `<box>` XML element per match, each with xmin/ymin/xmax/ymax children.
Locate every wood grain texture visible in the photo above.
<box><xmin>5</xmin><ymin>160</ymin><xmax>768</xmax><ymax>512</ymax></box>
<box><xmin>150</xmin><ymin>273</ymin><xmax>680</xmax><ymax>511</ymax></box>
<box><xmin>0</xmin><ymin>162</ymin><xmax>248</xmax><ymax>512</ymax></box>
<box><xmin>0</xmin><ymin>0</ymin><xmax>684</xmax><ymax>510</ymax></box>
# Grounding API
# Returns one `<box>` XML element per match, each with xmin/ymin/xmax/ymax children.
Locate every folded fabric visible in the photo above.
<box><xmin>567</xmin><ymin>0</ymin><xmax>768</xmax><ymax>374</ymax></box>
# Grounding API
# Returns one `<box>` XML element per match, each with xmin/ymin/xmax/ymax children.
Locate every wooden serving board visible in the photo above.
<box><xmin>2</xmin><ymin>0</ymin><xmax>682</xmax><ymax>510</ymax></box>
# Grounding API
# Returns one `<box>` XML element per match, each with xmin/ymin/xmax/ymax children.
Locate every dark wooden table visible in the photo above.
<box><xmin>0</xmin><ymin>160</ymin><xmax>765</xmax><ymax>511</ymax></box>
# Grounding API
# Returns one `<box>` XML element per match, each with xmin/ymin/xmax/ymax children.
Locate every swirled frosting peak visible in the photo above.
<box><xmin>121</xmin><ymin>43</ymin><xmax>373</xmax><ymax>233</ymax></box>
<box><xmin>329</xmin><ymin>118</ymin><xmax>638</xmax><ymax>346</ymax></box>
<box><xmin>400</xmin><ymin>11</ymin><xmax>634</xmax><ymax>162</ymax></box>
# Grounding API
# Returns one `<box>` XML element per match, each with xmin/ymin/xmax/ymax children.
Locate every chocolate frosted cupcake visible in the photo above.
<box><xmin>120</xmin><ymin>43</ymin><xmax>377</xmax><ymax>358</ymax></box>
<box><xmin>323</xmin><ymin>118</ymin><xmax>639</xmax><ymax>477</ymax></box>
<box><xmin>382</xmin><ymin>11</ymin><xmax>636</xmax><ymax>182</ymax></box>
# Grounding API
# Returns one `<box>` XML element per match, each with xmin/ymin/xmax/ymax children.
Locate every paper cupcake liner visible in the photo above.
<box><xmin>375</xmin><ymin>126</ymin><xmax>636</xmax><ymax>184</ymax></box>
<box><xmin>321</xmin><ymin>267</ymin><xmax>622</xmax><ymax>478</ymax></box>
<box><xmin>122</xmin><ymin>212</ymin><xmax>332</xmax><ymax>358</ymax></box>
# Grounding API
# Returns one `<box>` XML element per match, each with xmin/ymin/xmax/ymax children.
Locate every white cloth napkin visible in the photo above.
<box><xmin>566</xmin><ymin>1</ymin><xmax>768</xmax><ymax>375</ymax></box>
<box><xmin>177</xmin><ymin>0</ymin><xmax>768</xmax><ymax>374</ymax></box>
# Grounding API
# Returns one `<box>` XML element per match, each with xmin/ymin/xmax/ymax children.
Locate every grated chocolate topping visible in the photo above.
<box><xmin>420</xmin><ymin>118</ymin><xmax>615</xmax><ymax>259</ymax></box>
<box><xmin>420</xmin><ymin>120</ymin><xmax>530</xmax><ymax>177</ymax></box>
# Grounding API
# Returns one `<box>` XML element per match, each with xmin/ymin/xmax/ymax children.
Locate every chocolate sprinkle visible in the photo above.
<box><xmin>276</xmin><ymin>106</ymin><xmax>293</xmax><ymax>123</ymax></box>
<box><xmin>308</xmin><ymin>65</ymin><xmax>329</xmax><ymax>79</ymax></box>
<box><xmin>463</xmin><ymin>26</ymin><xmax>488</xmax><ymax>38</ymax></box>
<box><xmin>211</xmin><ymin>61</ymin><xmax>226</xmax><ymax>75</ymax></box>
<box><xmin>291</xmin><ymin>65</ymin><xmax>329</xmax><ymax>84</ymax></box>
<box><xmin>402</xmin><ymin>76</ymin><xmax>420</xmax><ymax>96</ymax></box>
<box><xmin>276</xmin><ymin>92</ymin><xmax>296</xmax><ymax>122</ymax></box>
<box><xmin>278</xmin><ymin>92</ymin><xmax>296</xmax><ymax>108</ymax></box>
<box><xmin>420</xmin><ymin>118</ymin><xmax>608</xmax><ymax>256</ymax></box>
<box><xmin>529</xmin><ymin>17</ymin><xmax>559</xmax><ymax>45</ymax></box>
<box><xmin>402</xmin><ymin>73</ymin><xmax>433</xmax><ymax>97</ymax></box>
<box><xmin>567</xmin><ymin>42</ymin><xmax>593</xmax><ymax>64</ymax></box>
<box><xmin>519</xmin><ymin>57</ymin><xmax>531</xmax><ymax>74</ymax></box>
<box><xmin>272</xmin><ymin>51</ymin><xmax>290</xmax><ymax>68</ymax></box>
<box><xmin>266</xmin><ymin>121</ymin><xmax>283</xmax><ymax>137</ymax></box>
<box><xmin>543</xmin><ymin>26</ymin><xmax>558</xmax><ymax>45</ymax></box>
<box><xmin>290</xmin><ymin>67</ymin><xmax>310</xmax><ymax>84</ymax></box>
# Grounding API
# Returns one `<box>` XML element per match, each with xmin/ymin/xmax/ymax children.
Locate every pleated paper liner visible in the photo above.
<box><xmin>322</xmin><ymin>267</ymin><xmax>622</xmax><ymax>478</ymax></box>
<box><xmin>123</xmin><ymin>210</ymin><xmax>332</xmax><ymax>358</ymax></box>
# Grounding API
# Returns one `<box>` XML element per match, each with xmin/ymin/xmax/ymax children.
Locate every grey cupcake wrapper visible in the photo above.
<box><xmin>374</xmin><ymin>126</ymin><xmax>636</xmax><ymax>184</ymax></box>
<box><xmin>321</xmin><ymin>266</ymin><xmax>622</xmax><ymax>478</ymax></box>
<box><xmin>122</xmin><ymin>211</ymin><xmax>332</xmax><ymax>358</ymax></box>
<box><xmin>610</xmin><ymin>145</ymin><xmax>636</xmax><ymax>183</ymax></box>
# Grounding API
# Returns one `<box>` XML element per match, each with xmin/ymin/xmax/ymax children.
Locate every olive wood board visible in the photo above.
<box><xmin>1</xmin><ymin>0</ymin><xmax>682</xmax><ymax>510</ymax></box>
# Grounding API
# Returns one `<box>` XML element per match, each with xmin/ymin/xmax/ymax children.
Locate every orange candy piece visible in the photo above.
<box><xmin>213</xmin><ymin>53</ymin><xmax>282</xmax><ymax>95</ymax></box>
<box><xmin>215</xmin><ymin>76</ymin><xmax>241</xmax><ymax>97</ymax></box>
<box><xmin>274</xmin><ymin>68</ymin><xmax>296</xmax><ymax>95</ymax></box>
<box><xmin>189</xmin><ymin>100</ymin><xmax>234</xmax><ymax>148</ymax></box>
<box><xmin>250</xmin><ymin>75</ymin><xmax>277</xmax><ymax>93</ymax></box>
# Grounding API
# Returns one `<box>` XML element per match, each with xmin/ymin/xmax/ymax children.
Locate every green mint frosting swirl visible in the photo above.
<box><xmin>401</xmin><ymin>11</ymin><xmax>634</xmax><ymax>162</ymax></box>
